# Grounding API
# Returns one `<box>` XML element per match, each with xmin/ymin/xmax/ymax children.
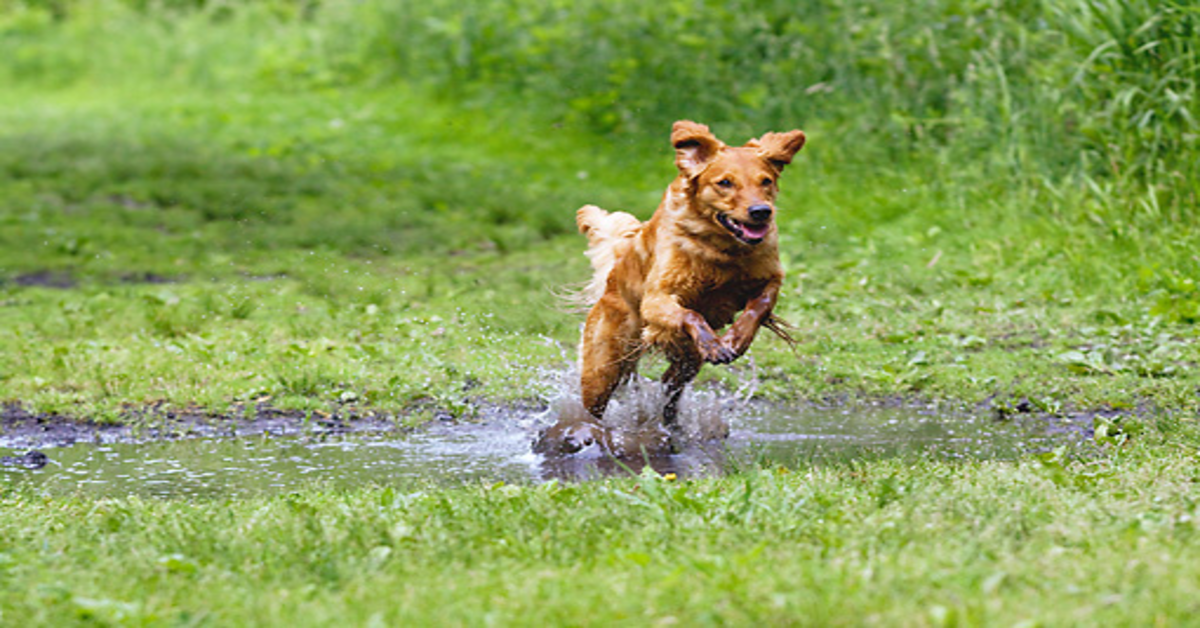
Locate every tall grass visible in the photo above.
<box><xmin>2</xmin><ymin>0</ymin><xmax>1198</xmax><ymax>243</ymax></box>
<box><xmin>364</xmin><ymin>0</ymin><xmax>1199</xmax><ymax>216</ymax></box>
<box><xmin>1054</xmin><ymin>0</ymin><xmax>1199</xmax><ymax>212</ymax></box>
<box><xmin>4</xmin><ymin>1</ymin><xmax>1196</xmax><ymax>207</ymax></box>
<box><xmin>364</xmin><ymin>0</ymin><xmax>1057</xmax><ymax>170</ymax></box>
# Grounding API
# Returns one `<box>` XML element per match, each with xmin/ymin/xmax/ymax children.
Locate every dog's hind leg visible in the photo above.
<box><xmin>579</xmin><ymin>294</ymin><xmax>642</xmax><ymax>419</ymax></box>
<box><xmin>660</xmin><ymin>355</ymin><xmax>700</xmax><ymax>428</ymax></box>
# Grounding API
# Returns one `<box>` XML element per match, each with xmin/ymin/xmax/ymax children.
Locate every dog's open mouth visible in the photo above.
<box><xmin>716</xmin><ymin>213</ymin><xmax>771</xmax><ymax>245</ymax></box>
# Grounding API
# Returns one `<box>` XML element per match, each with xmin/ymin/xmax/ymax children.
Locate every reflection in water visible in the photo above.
<box><xmin>0</xmin><ymin>397</ymin><xmax>1089</xmax><ymax>499</ymax></box>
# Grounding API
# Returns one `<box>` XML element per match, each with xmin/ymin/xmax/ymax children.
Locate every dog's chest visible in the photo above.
<box><xmin>683</xmin><ymin>275</ymin><xmax>769</xmax><ymax>329</ymax></box>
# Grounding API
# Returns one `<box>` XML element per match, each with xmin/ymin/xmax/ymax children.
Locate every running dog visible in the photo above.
<box><xmin>535</xmin><ymin>120</ymin><xmax>806</xmax><ymax>454</ymax></box>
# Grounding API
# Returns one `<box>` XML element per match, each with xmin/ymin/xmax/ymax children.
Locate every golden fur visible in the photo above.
<box><xmin>535</xmin><ymin>120</ymin><xmax>805</xmax><ymax>455</ymax></box>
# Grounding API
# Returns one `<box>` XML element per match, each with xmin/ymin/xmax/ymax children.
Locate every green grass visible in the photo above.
<box><xmin>1</xmin><ymin>2</ymin><xmax>1200</xmax><ymax>623</ymax></box>
<box><xmin>3</xmin><ymin>425</ymin><xmax>1200</xmax><ymax>625</ymax></box>
<box><xmin>0</xmin><ymin>87</ymin><xmax>614</xmax><ymax>417</ymax></box>
<box><xmin>1</xmin><ymin>84</ymin><xmax>1196</xmax><ymax>418</ymax></box>
<box><xmin>0</xmin><ymin>1</ymin><xmax>1196</xmax><ymax>420</ymax></box>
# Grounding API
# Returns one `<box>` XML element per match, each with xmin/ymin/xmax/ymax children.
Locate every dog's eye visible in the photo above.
<box><xmin>761</xmin><ymin>177</ymin><xmax>774</xmax><ymax>187</ymax></box>
<box><xmin>717</xmin><ymin>179</ymin><xmax>734</xmax><ymax>188</ymax></box>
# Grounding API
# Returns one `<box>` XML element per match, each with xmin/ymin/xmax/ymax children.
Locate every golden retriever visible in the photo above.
<box><xmin>534</xmin><ymin>120</ymin><xmax>806</xmax><ymax>455</ymax></box>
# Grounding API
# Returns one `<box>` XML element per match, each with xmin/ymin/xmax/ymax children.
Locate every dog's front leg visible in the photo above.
<box><xmin>722</xmin><ymin>280</ymin><xmax>781</xmax><ymax>358</ymax></box>
<box><xmin>643</xmin><ymin>294</ymin><xmax>737</xmax><ymax>365</ymax></box>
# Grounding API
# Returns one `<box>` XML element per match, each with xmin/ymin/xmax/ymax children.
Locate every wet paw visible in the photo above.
<box><xmin>720</xmin><ymin>327</ymin><xmax>758</xmax><ymax>359</ymax></box>
<box><xmin>532</xmin><ymin>420</ymin><xmax>610</xmax><ymax>456</ymax></box>
<box><xmin>698</xmin><ymin>337</ymin><xmax>737</xmax><ymax>364</ymax></box>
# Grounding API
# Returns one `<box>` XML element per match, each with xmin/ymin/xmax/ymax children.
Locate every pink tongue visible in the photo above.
<box><xmin>742</xmin><ymin>223</ymin><xmax>769</xmax><ymax>239</ymax></box>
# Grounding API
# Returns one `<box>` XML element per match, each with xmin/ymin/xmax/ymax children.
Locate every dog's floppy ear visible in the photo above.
<box><xmin>754</xmin><ymin>129</ymin><xmax>807</xmax><ymax>173</ymax></box>
<box><xmin>671</xmin><ymin>120</ymin><xmax>724</xmax><ymax>177</ymax></box>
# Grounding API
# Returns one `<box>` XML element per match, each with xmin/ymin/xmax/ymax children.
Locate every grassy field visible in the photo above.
<box><xmin>2</xmin><ymin>85</ymin><xmax>1196</xmax><ymax>419</ymax></box>
<box><xmin>4</xmin><ymin>437</ymin><xmax>1200</xmax><ymax>625</ymax></box>
<box><xmin>1</xmin><ymin>0</ymin><xmax>1198</xmax><ymax>419</ymax></box>
<box><xmin>1</xmin><ymin>0</ymin><xmax>1199</xmax><ymax>624</ymax></box>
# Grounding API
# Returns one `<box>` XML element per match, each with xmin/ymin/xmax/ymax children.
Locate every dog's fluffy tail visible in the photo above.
<box><xmin>575</xmin><ymin>204</ymin><xmax>641</xmax><ymax>306</ymax></box>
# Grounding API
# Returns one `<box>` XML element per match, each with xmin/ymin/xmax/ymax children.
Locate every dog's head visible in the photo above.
<box><xmin>671</xmin><ymin>120</ymin><xmax>806</xmax><ymax>247</ymax></box>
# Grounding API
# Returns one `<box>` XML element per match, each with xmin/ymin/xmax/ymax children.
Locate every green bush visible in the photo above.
<box><xmin>1</xmin><ymin>0</ymin><xmax>1196</xmax><ymax>218</ymax></box>
<box><xmin>1054</xmin><ymin>0</ymin><xmax>1199</xmax><ymax>210</ymax></box>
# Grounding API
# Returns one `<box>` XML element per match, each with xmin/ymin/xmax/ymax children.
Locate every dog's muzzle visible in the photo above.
<box><xmin>717</xmin><ymin>211</ymin><xmax>771</xmax><ymax>245</ymax></box>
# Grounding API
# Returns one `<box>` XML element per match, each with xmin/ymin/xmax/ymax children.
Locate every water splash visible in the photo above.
<box><xmin>527</xmin><ymin>363</ymin><xmax>745</xmax><ymax>456</ymax></box>
<box><xmin>0</xmin><ymin>365</ymin><xmax>1092</xmax><ymax>498</ymax></box>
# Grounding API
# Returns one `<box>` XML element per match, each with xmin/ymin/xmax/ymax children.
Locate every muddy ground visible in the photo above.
<box><xmin>0</xmin><ymin>401</ymin><xmax>418</xmax><ymax>453</ymax></box>
<box><xmin>0</xmin><ymin>395</ymin><xmax>1105</xmax><ymax>454</ymax></box>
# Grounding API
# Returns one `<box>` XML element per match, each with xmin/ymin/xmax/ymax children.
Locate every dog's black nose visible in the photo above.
<box><xmin>748</xmin><ymin>204</ymin><xmax>773</xmax><ymax>222</ymax></box>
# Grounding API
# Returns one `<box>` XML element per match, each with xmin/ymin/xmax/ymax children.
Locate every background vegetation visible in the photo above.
<box><xmin>1</xmin><ymin>0</ymin><xmax>1198</xmax><ymax>417</ymax></box>
<box><xmin>6</xmin><ymin>0</ymin><xmax>1198</xmax><ymax>202</ymax></box>
<box><xmin>2</xmin><ymin>1</ymin><xmax>1200</xmax><ymax>625</ymax></box>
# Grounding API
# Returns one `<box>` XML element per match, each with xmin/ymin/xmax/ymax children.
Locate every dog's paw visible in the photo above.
<box><xmin>697</xmin><ymin>336</ymin><xmax>737</xmax><ymax>364</ymax></box>
<box><xmin>532</xmin><ymin>419</ymin><xmax>610</xmax><ymax>456</ymax></box>
<box><xmin>721</xmin><ymin>332</ymin><xmax>753</xmax><ymax>360</ymax></box>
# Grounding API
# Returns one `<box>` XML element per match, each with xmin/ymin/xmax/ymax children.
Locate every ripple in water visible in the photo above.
<box><xmin>0</xmin><ymin>369</ymin><xmax>1090</xmax><ymax>498</ymax></box>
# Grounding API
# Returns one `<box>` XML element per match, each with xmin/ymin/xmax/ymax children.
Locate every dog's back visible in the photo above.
<box><xmin>576</xmin><ymin>204</ymin><xmax>642</xmax><ymax>305</ymax></box>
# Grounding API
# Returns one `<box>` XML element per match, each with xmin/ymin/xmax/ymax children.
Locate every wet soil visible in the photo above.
<box><xmin>9</xmin><ymin>270</ymin><xmax>77</xmax><ymax>289</ymax></box>
<box><xmin>2</xmin><ymin>269</ymin><xmax>189</xmax><ymax>291</ymax></box>
<box><xmin>0</xmin><ymin>450</ymin><xmax>48</xmax><ymax>469</ymax></box>
<box><xmin>0</xmin><ymin>396</ymin><xmax>1104</xmax><ymax>456</ymax></box>
<box><xmin>0</xmin><ymin>393</ymin><xmax>1101</xmax><ymax>500</ymax></box>
<box><xmin>0</xmin><ymin>401</ymin><xmax>407</xmax><ymax>451</ymax></box>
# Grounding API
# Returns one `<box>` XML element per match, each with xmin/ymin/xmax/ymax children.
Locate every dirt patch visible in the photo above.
<box><xmin>0</xmin><ymin>451</ymin><xmax>48</xmax><ymax>469</ymax></box>
<box><xmin>0</xmin><ymin>396</ymin><xmax>1112</xmax><ymax>497</ymax></box>
<box><xmin>3</xmin><ymin>270</ymin><xmax>188</xmax><ymax>289</ymax></box>
<box><xmin>1</xmin><ymin>395</ymin><xmax>1105</xmax><ymax>471</ymax></box>
<box><xmin>0</xmin><ymin>402</ymin><xmax>412</xmax><ymax>452</ymax></box>
<box><xmin>10</xmin><ymin>271</ymin><xmax>76</xmax><ymax>289</ymax></box>
<box><xmin>120</xmin><ymin>272</ymin><xmax>181</xmax><ymax>284</ymax></box>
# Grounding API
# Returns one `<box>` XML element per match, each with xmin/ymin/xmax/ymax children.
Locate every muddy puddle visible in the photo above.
<box><xmin>0</xmin><ymin>395</ymin><xmax>1090</xmax><ymax>499</ymax></box>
